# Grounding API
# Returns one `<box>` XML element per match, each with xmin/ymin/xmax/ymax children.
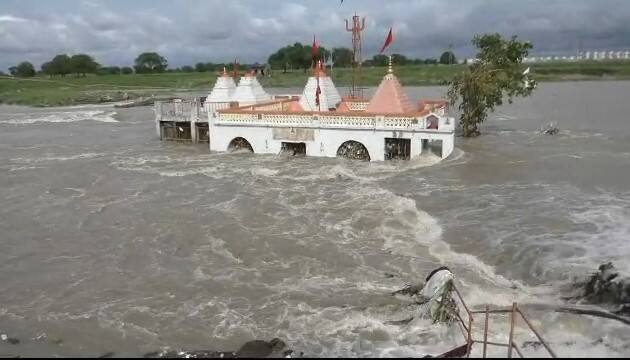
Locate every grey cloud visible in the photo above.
<box><xmin>1</xmin><ymin>0</ymin><xmax>630</xmax><ymax>71</ymax></box>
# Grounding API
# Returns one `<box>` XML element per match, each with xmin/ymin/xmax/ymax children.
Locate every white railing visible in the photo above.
<box><xmin>263</xmin><ymin>114</ymin><xmax>312</xmax><ymax>126</ymax></box>
<box><xmin>161</xmin><ymin>101</ymin><xmax>195</xmax><ymax>119</ymax></box>
<box><xmin>215</xmin><ymin>112</ymin><xmax>437</xmax><ymax>131</ymax></box>
<box><xmin>384</xmin><ymin>117</ymin><xmax>417</xmax><ymax>128</ymax></box>
<box><xmin>319</xmin><ymin>115</ymin><xmax>376</xmax><ymax>127</ymax></box>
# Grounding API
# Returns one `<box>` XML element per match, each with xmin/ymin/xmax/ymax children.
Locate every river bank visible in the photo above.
<box><xmin>2</xmin><ymin>61</ymin><xmax>630</xmax><ymax>107</ymax></box>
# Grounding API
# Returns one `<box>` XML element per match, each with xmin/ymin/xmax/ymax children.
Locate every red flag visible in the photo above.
<box><xmin>311</xmin><ymin>35</ymin><xmax>319</xmax><ymax>58</ymax></box>
<box><xmin>379</xmin><ymin>27</ymin><xmax>394</xmax><ymax>54</ymax></box>
<box><xmin>315</xmin><ymin>84</ymin><xmax>321</xmax><ymax>107</ymax></box>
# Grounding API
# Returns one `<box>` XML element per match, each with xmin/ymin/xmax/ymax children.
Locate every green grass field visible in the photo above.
<box><xmin>2</xmin><ymin>61</ymin><xmax>630</xmax><ymax>107</ymax></box>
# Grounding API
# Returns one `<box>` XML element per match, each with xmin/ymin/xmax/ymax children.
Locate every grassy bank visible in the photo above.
<box><xmin>2</xmin><ymin>61</ymin><xmax>630</xmax><ymax>107</ymax></box>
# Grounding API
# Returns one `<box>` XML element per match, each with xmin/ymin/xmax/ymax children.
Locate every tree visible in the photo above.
<box><xmin>372</xmin><ymin>54</ymin><xmax>388</xmax><ymax>66</ymax></box>
<box><xmin>392</xmin><ymin>53</ymin><xmax>408</xmax><ymax>65</ymax></box>
<box><xmin>182</xmin><ymin>65</ymin><xmax>194</xmax><ymax>72</ymax></box>
<box><xmin>10</xmin><ymin>62</ymin><xmax>36</xmax><ymax>77</ymax></box>
<box><xmin>134</xmin><ymin>52</ymin><xmax>168</xmax><ymax>73</ymax></box>
<box><xmin>195</xmin><ymin>62</ymin><xmax>208</xmax><ymax>72</ymax></box>
<box><xmin>332</xmin><ymin>47</ymin><xmax>353</xmax><ymax>68</ymax></box>
<box><xmin>49</xmin><ymin>54</ymin><xmax>72</xmax><ymax>77</ymax></box>
<box><xmin>447</xmin><ymin>33</ymin><xmax>536</xmax><ymax>137</ymax></box>
<box><xmin>121</xmin><ymin>67</ymin><xmax>134</xmax><ymax>75</ymax></box>
<box><xmin>96</xmin><ymin>66</ymin><xmax>121</xmax><ymax>75</ymax></box>
<box><xmin>41</xmin><ymin>61</ymin><xmax>54</xmax><ymax>77</ymax></box>
<box><xmin>440</xmin><ymin>51</ymin><xmax>457</xmax><ymax>65</ymax></box>
<box><xmin>70</xmin><ymin>54</ymin><xmax>99</xmax><ymax>76</ymax></box>
<box><xmin>267</xmin><ymin>42</ymin><xmax>330</xmax><ymax>71</ymax></box>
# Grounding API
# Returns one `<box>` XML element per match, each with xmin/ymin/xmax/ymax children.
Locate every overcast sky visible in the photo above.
<box><xmin>1</xmin><ymin>0</ymin><xmax>630</xmax><ymax>71</ymax></box>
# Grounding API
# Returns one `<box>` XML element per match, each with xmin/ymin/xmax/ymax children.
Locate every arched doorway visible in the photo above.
<box><xmin>228</xmin><ymin>137</ymin><xmax>254</xmax><ymax>153</ymax></box>
<box><xmin>336</xmin><ymin>140</ymin><xmax>370</xmax><ymax>161</ymax></box>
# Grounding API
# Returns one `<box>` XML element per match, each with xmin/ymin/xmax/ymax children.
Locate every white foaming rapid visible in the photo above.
<box><xmin>0</xmin><ymin>110</ymin><xmax>118</xmax><ymax>124</ymax></box>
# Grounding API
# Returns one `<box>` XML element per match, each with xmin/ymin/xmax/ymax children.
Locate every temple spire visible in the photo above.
<box><xmin>388</xmin><ymin>55</ymin><xmax>393</xmax><ymax>74</ymax></box>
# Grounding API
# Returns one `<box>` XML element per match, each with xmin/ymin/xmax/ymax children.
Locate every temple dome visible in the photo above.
<box><xmin>366</xmin><ymin>65</ymin><xmax>414</xmax><ymax>114</ymax></box>
<box><xmin>231</xmin><ymin>72</ymin><xmax>272</xmax><ymax>106</ymax></box>
<box><xmin>299</xmin><ymin>64</ymin><xmax>341</xmax><ymax>112</ymax></box>
<box><xmin>206</xmin><ymin>69</ymin><xmax>236</xmax><ymax>103</ymax></box>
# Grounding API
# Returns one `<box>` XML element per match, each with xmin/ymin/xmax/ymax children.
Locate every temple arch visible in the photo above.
<box><xmin>227</xmin><ymin>137</ymin><xmax>254</xmax><ymax>153</ymax></box>
<box><xmin>336</xmin><ymin>140</ymin><xmax>371</xmax><ymax>161</ymax></box>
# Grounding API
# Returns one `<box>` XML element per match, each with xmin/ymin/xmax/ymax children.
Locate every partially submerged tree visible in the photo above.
<box><xmin>447</xmin><ymin>33</ymin><xmax>536</xmax><ymax>137</ymax></box>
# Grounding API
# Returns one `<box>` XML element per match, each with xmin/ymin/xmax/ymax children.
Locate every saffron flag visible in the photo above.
<box><xmin>379</xmin><ymin>27</ymin><xmax>394</xmax><ymax>54</ymax></box>
<box><xmin>311</xmin><ymin>35</ymin><xmax>319</xmax><ymax>58</ymax></box>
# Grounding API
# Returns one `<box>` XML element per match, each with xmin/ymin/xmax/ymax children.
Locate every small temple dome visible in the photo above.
<box><xmin>299</xmin><ymin>62</ymin><xmax>342</xmax><ymax>112</ymax></box>
<box><xmin>231</xmin><ymin>72</ymin><xmax>272</xmax><ymax>106</ymax></box>
<box><xmin>366</xmin><ymin>59</ymin><xmax>414</xmax><ymax>114</ymax></box>
<box><xmin>206</xmin><ymin>68</ymin><xmax>236</xmax><ymax>103</ymax></box>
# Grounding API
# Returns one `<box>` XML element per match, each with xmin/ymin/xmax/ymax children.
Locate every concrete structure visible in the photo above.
<box><xmin>155</xmin><ymin>59</ymin><xmax>455</xmax><ymax>162</ymax></box>
<box><xmin>207</xmin><ymin>59</ymin><xmax>455</xmax><ymax>162</ymax></box>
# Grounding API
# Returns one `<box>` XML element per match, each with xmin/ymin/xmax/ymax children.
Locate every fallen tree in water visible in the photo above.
<box><xmin>564</xmin><ymin>262</ymin><xmax>630</xmax><ymax>317</ymax></box>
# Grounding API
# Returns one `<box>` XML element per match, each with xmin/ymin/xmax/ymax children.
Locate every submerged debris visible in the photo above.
<box><xmin>540</xmin><ymin>121</ymin><xmax>559</xmax><ymax>135</ymax></box>
<box><xmin>392</xmin><ymin>266</ymin><xmax>459</xmax><ymax>324</ymax></box>
<box><xmin>336</xmin><ymin>141</ymin><xmax>370</xmax><ymax>161</ymax></box>
<box><xmin>565</xmin><ymin>262</ymin><xmax>630</xmax><ymax>315</ymax></box>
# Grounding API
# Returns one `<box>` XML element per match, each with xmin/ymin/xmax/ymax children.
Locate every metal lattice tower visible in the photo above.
<box><xmin>345</xmin><ymin>14</ymin><xmax>365</xmax><ymax>99</ymax></box>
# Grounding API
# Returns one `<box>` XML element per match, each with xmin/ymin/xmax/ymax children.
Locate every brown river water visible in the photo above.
<box><xmin>1</xmin><ymin>81</ymin><xmax>630</xmax><ymax>357</ymax></box>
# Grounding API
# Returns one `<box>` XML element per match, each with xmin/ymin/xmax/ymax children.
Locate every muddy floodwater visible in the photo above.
<box><xmin>1</xmin><ymin>81</ymin><xmax>630</xmax><ymax>357</ymax></box>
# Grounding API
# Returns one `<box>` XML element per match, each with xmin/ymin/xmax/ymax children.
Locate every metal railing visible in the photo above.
<box><xmin>442</xmin><ymin>286</ymin><xmax>556</xmax><ymax>358</ymax></box>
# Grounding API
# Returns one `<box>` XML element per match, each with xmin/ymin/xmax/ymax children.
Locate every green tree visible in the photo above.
<box><xmin>96</xmin><ymin>66</ymin><xmax>121</xmax><ymax>75</ymax></box>
<box><xmin>134</xmin><ymin>52</ymin><xmax>168</xmax><ymax>73</ymax></box>
<box><xmin>49</xmin><ymin>54</ymin><xmax>72</xmax><ymax>77</ymax></box>
<box><xmin>267</xmin><ymin>42</ymin><xmax>329</xmax><ymax>71</ymax></box>
<box><xmin>447</xmin><ymin>33</ymin><xmax>536</xmax><ymax>137</ymax></box>
<box><xmin>41</xmin><ymin>61</ymin><xmax>54</xmax><ymax>77</ymax></box>
<box><xmin>70</xmin><ymin>54</ymin><xmax>99</xmax><ymax>76</ymax></box>
<box><xmin>332</xmin><ymin>47</ymin><xmax>353</xmax><ymax>68</ymax></box>
<box><xmin>195</xmin><ymin>62</ymin><xmax>207</xmax><ymax>72</ymax></box>
<box><xmin>182</xmin><ymin>65</ymin><xmax>194</xmax><ymax>72</ymax></box>
<box><xmin>371</xmin><ymin>54</ymin><xmax>388</xmax><ymax>66</ymax></box>
<box><xmin>121</xmin><ymin>67</ymin><xmax>134</xmax><ymax>75</ymax></box>
<box><xmin>440</xmin><ymin>51</ymin><xmax>457</xmax><ymax>65</ymax></box>
<box><xmin>392</xmin><ymin>53</ymin><xmax>408</xmax><ymax>65</ymax></box>
<box><xmin>10</xmin><ymin>61</ymin><xmax>36</xmax><ymax>77</ymax></box>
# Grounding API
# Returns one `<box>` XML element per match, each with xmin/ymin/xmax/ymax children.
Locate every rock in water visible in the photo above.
<box><xmin>236</xmin><ymin>338</ymin><xmax>286</xmax><ymax>358</ymax></box>
<box><xmin>143</xmin><ymin>338</ymin><xmax>289</xmax><ymax>359</ymax></box>
<box><xmin>566</xmin><ymin>263</ymin><xmax>630</xmax><ymax>314</ymax></box>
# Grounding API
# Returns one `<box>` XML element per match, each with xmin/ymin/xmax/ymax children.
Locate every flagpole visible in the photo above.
<box><xmin>317</xmin><ymin>61</ymin><xmax>321</xmax><ymax>112</ymax></box>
